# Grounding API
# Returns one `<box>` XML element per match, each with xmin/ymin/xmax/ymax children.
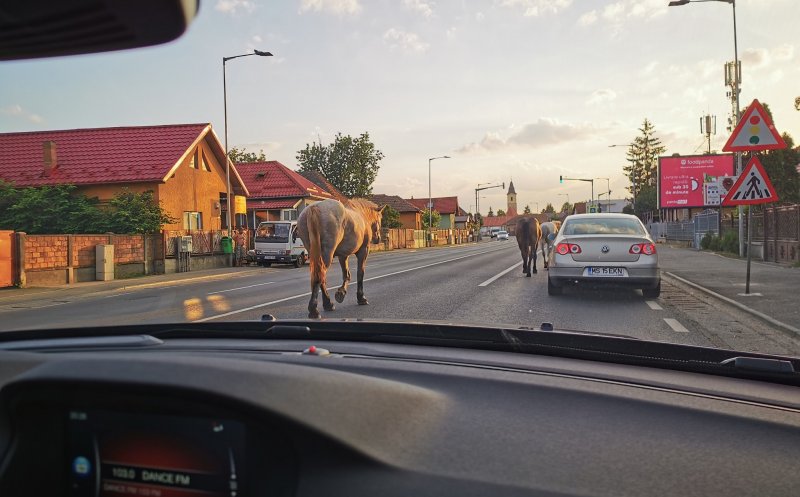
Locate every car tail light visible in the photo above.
<box><xmin>630</xmin><ymin>243</ymin><xmax>656</xmax><ymax>255</ymax></box>
<box><xmin>556</xmin><ymin>243</ymin><xmax>581</xmax><ymax>255</ymax></box>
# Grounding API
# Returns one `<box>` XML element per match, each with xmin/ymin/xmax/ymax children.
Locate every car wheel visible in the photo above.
<box><xmin>642</xmin><ymin>280</ymin><xmax>661</xmax><ymax>299</ymax></box>
<box><xmin>294</xmin><ymin>253</ymin><xmax>306</xmax><ymax>268</ymax></box>
<box><xmin>263</xmin><ymin>262</ymin><xmax>272</xmax><ymax>268</ymax></box>
<box><xmin>547</xmin><ymin>276</ymin><xmax>562</xmax><ymax>296</ymax></box>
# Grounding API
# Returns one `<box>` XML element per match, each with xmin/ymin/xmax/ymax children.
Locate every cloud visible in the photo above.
<box><xmin>741</xmin><ymin>44</ymin><xmax>795</xmax><ymax>69</ymax></box>
<box><xmin>299</xmin><ymin>0</ymin><xmax>361</xmax><ymax>16</ymax></box>
<box><xmin>587</xmin><ymin>89</ymin><xmax>617</xmax><ymax>106</ymax></box>
<box><xmin>446</xmin><ymin>26</ymin><xmax>457</xmax><ymax>40</ymax></box>
<box><xmin>383</xmin><ymin>28</ymin><xmax>430</xmax><ymax>53</ymax></box>
<box><xmin>500</xmin><ymin>0</ymin><xmax>573</xmax><ymax>17</ymax></box>
<box><xmin>403</xmin><ymin>0</ymin><xmax>433</xmax><ymax>18</ymax></box>
<box><xmin>475</xmin><ymin>12</ymin><xmax>485</xmax><ymax>22</ymax></box>
<box><xmin>1</xmin><ymin>104</ymin><xmax>43</xmax><ymax>124</ymax></box>
<box><xmin>457</xmin><ymin>118</ymin><xmax>595</xmax><ymax>154</ymax></box>
<box><xmin>215</xmin><ymin>0</ymin><xmax>255</xmax><ymax>15</ymax></box>
<box><xmin>577</xmin><ymin>10</ymin><xmax>597</xmax><ymax>26</ymax></box>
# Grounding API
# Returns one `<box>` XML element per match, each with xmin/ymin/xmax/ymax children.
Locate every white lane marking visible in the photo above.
<box><xmin>645</xmin><ymin>300</ymin><xmax>662</xmax><ymax>310</ymax></box>
<box><xmin>479</xmin><ymin>262</ymin><xmax>523</xmax><ymax>287</ymax></box>
<box><xmin>196</xmin><ymin>247</ymin><xmax>507</xmax><ymax>322</ymax></box>
<box><xmin>208</xmin><ymin>281</ymin><xmax>276</xmax><ymax>295</ymax></box>
<box><xmin>664</xmin><ymin>318</ymin><xmax>689</xmax><ymax>333</ymax></box>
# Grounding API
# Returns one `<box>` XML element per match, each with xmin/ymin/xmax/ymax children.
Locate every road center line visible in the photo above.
<box><xmin>208</xmin><ymin>281</ymin><xmax>276</xmax><ymax>295</ymax></box>
<box><xmin>663</xmin><ymin>318</ymin><xmax>689</xmax><ymax>333</ymax></box>
<box><xmin>479</xmin><ymin>262</ymin><xmax>523</xmax><ymax>287</ymax></box>
<box><xmin>196</xmin><ymin>247</ymin><xmax>507</xmax><ymax>322</ymax></box>
<box><xmin>645</xmin><ymin>300</ymin><xmax>662</xmax><ymax>310</ymax></box>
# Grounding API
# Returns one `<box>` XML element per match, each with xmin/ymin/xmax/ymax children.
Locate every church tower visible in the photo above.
<box><xmin>507</xmin><ymin>180</ymin><xmax>517</xmax><ymax>215</ymax></box>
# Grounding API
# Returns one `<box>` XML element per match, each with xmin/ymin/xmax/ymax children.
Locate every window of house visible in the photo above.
<box><xmin>183</xmin><ymin>211</ymin><xmax>202</xmax><ymax>231</ymax></box>
<box><xmin>281</xmin><ymin>209</ymin><xmax>298</xmax><ymax>221</ymax></box>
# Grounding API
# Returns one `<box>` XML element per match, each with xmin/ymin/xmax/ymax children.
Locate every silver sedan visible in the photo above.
<box><xmin>547</xmin><ymin>214</ymin><xmax>660</xmax><ymax>297</ymax></box>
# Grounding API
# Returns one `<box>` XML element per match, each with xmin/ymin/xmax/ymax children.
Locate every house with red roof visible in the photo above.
<box><xmin>404</xmin><ymin>196</ymin><xmax>460</xmax><ymax>229</ymax></box>
<box><xmin>370</xmin><ymin>194</ymin><xmax>422</xmax><ymax>229</ymax></box>
<box><xmin>0</xmin><ymin>123</ymin><xmax>248</xmax><ymax>232</ymax></box>
<box><xmin>235</xmin><ymin>161</ymin><xmax>334</xmax><ymax>227</ymax></box>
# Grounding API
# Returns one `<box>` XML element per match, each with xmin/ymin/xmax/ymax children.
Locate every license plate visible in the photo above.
<box><xmin>265</xmin><ymin>256</ymin><xmax>276</xmax><ymax>260</ymax></box>
<box><xmin>584</xmin><ymin>267</ymin><xmax>627</xmax><ymax>277</ymax></box>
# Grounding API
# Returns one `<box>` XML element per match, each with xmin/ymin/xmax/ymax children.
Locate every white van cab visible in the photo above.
<box><xmin>251</xmin><ymin>221</ymin><xmax>307</xmax><ymax>268</ymax></box>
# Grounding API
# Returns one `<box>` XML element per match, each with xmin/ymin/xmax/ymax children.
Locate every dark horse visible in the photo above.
<box><xmin>516</xmin><ymin>216</ymin><xmax>542</xmax><ymax>277</ymax></box>
<box><xmin>296</xmin><ymin>198</ymin><xmax>385</xmax><ymax>319</ymax></box>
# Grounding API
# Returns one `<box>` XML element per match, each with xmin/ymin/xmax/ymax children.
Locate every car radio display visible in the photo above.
<box><xmin>66</xmin><ymin>409</ymin><xmax>245</xmax><ymax>497</ymax></box>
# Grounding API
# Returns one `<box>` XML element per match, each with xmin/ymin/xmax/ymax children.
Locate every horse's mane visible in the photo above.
<box><xmin>343</xmin><ymin>198</ymin><xmax>380</xmax><ymax>220</ymax></box>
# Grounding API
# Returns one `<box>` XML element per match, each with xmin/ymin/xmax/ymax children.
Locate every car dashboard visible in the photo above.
<box><xmin>0</xmin><ymin>334</ymin><xmax>799</xmax><ymax>497</ymax></box>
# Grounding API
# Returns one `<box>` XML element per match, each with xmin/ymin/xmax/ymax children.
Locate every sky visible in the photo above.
<box><xmin>1</xmin><ymin>0</ymin><xmax>798</xmax><ymax>215</ymax></box>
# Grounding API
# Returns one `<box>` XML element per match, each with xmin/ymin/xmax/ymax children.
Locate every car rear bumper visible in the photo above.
<box><xmin>253</xmin><ymin>254</ymin><xmax>294</xmax><ymax>263</ymax></box>
<box><xmin>548</xmin><ymin>266</ymin><xmax>660</xmax><ymax>288</ymax></box>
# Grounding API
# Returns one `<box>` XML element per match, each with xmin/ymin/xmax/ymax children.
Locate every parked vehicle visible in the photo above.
<box><xmin>490</xmin><ymin>227</ymin><xmax>501</xmax><ymax>238</ymax></box>
<box><xmin>496</xmin><ymin>230</ymin><xmax>509</xmax><ymax>240</ymax></box>
<box><xmin>252</xmin><ymin>221</ymin><xmax>307</xmax><ymax>268</ymax></box>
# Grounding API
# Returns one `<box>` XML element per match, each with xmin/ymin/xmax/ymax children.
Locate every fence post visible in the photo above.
<box><xmin>15</xmin><ymin>232</ymin><xmax>26</xmax><ymax>288</ymax></box>
<box><xmin>143</xmin><ymin>234</ymin><xmax>150</xmax><ymax>276</ymax></box>
<box><xmin>773</xmin><ymin>207</ymin><xmax>778</xmax><ymax>263</ymax></box>
<box><xmin>67</xmin><ymin>234</ymin><xmax>74</xmax><ymax>284</ymax></box>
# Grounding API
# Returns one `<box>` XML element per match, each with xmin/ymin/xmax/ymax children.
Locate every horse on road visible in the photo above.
<box><xmin>516</xmin><ymin>216</ymin><xmax>542</xmax><ymax>277</ymax></box>
<box><xmin>296</xmin><ymin>198</ymin><xmax>385</xmax><ymax>319</ymax></box>
<box><xmin>540</xmin><ymin>220</ymin><xmax>561</xmax><ymax>269</ymax></box>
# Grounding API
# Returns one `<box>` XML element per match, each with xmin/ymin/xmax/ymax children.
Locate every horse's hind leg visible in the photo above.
<box><xmin>531</xmin><ymin>243</ymin><xmax>538</xmax><ymax>274</ymax></box>
<box><xmin>542</xmin><ymin>240</ymin><xmax>549</xmax><ymax>268</ymax></box>
<box><xmin>335</xmin><ymin>256</ymin><xmax>351</xmax><ymax>303</ymax></box>
<box><xmin>356</xmin><ymin>249</ymin><xmax>369</xmax><ymax>305</ymax></box>
<box><xmin>525</xmin><ymin>246</ymin><xmax>532</xmax><ymax>277</ymax></box>
<box><xmin>308</xmin><ymin>276</ymin><xmax>321</xmax><ymax>319</ymax></box>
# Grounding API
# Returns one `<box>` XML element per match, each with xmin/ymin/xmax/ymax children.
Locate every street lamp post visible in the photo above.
<box><xmin>428</xmin><ymin>155</ymin><xmax>450</xmax><ymax>245</ymax></box>
<box><xmin>557</xmin><ymin>193</ymin><xmax>570</xmax><ymax>213</ymax></box>
<box><xmin>223</xmin><ymin>49</ymin><xmax>272</xmax><ymax>236</ymax></box>
<box><xmin>669</xmin><ymin>0</ymin><xmax>743</xmax><ymax>255</ymax></box>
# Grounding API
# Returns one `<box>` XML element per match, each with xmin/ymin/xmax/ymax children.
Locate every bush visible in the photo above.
<box><xmin>720</xmin><ymin>231</ymin><xmax>738</xmax><ymax>254</ymax></box>
<box><xmin>708</xmin><ymin>236</ymin><xmax>721</xmax><ymax>251</ymax></box>
<box><xmin>700</xmin><ymin>232</ymin><xmax>713</xmax><ymax>250</ymax></box>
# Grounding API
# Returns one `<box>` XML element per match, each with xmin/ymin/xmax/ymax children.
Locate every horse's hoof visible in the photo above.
<box><xmin>526</xmin><ymin>273</ymin><xmax>531</xmax><ymax>277</ymax></box>
<box><xmin>357</xmin><ymin>299</ymin><xmax>369</xmax><ymax>306</ymax></box>
<box><xmin>323</xmin><ymin>303</ymin><xmax>335</xmax><ymax>311</ymax></box>
<box><xmin>309</xmin><ymin>310</ymin><xmax>321</xmax><ymax>319</ymax></box>
<box><xmin>532</xmin><ymin>268</ymin><xmax>538</xmax><ymax>274</ymax></box>
<box><xmin>335</xmin><ymin>291</ymin><xmax>345</xmax><ymax>303</ymax></box>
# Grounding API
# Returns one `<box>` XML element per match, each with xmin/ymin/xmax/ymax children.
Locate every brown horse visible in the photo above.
<box><xmin>516</xmin><ymin>216</ymin><xmax>542</xmax><ymax>277</ymax></box>
<box><xmin>296</xmin><ymin>198</ymin><xmax>385</xmax><ymax>319</ymax></box>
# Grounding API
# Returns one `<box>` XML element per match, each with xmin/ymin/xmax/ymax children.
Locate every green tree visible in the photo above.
<box><xmin>474</xmin><ymin>212</ymin><xmax>483</xmax><ymax>227</ymax></box>
<box><xmin>632</xmin><ymin>186</ymin><xmax>658</xmax><ymax>219</ymax></box>
<box><xmin>496</xmin><ymin>208</ymin><xmax>506</xmax><ymax>216</ymax></box>
<box><xmin>421</xmin><ymin>209</ymin><xmax>441</xmax><ymax>230</ymax></box>
<box><xmin>228</xmin><ymin>147</ymin><xmax>267</xmax><ymax>163</ymax></box>
<box><xmin>381</xmin><ymin>205</ymin><xmax>403</xmax><ymax>229</ymax></box>
<box><xmin>0</xmin><ymin>184</ymin><xmax>104</xmax><ymax>234</ymax></box>
<box><xmin>297</xmin><ymin>132</ymin><xmax>384</xmax><ymax>198</ymax></box>
<box><xmin>487</xmin><ymin>206</ymin><xmax>494</xmax><ymax>217</ymax></box>
<box><xmin>623</xmin><ymin>119</ymin><xmax>666</xmax><ymax>198</ymax></box>
<box><xmin>107</xmin><ymin>189</ymin><xmax>175</xmax><ymax>233</ymax></box>
<box><xmin>523</xmin><ymin>204</ymin><xmax>531</xmax><ymax>214</ymax></box>
<box><xmin>560</xmin><ymin>201</ymin><xmax>573</xmax><ymax>213</ymax></box>
<box><xmin>542</xmin><ymin>203</ymin><xmax>555</xmax><ymax>214</ymax></box>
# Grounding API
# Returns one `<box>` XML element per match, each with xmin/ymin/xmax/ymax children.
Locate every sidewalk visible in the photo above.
<box><xmin>658</xmin><ymin>245</ymin><xmax>800</xmax><ymax>335</ymax></box>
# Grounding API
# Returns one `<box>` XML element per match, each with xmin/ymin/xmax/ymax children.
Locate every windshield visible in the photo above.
<box><xmin>1</xmin><ymin>1</ymin><xmax>799</xmax><ymax>360</ymax></box>
<box><xmin>563</xmin><ymin>218</ymin><xmax>646</xmax><ymax>236</ymax></box>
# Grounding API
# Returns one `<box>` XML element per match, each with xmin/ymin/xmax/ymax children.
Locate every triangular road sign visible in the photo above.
<box><xmin>722</xmin><ymin>156</ymin><xmax>779</xmax><ymax>206</ymax></box>
<box><xmin>723</xmin><ymin>99</ymin><xmax>787</xmax><ymax>152</ymax></box>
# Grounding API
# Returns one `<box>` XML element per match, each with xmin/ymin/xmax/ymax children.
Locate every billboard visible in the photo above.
<box><xmin>659</xmin><ymin>154</ymin><xmax>736</xmax><ymax>208</ymax></box>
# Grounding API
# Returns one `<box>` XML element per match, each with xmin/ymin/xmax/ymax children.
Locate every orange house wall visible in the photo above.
<box><xmin>399</xmin><ymin>212</ymin><xmax>421</xmax><ymax>230</ymax></box>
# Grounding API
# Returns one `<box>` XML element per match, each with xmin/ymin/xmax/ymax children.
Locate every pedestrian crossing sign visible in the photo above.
<box><xmin>722</xmin><ymin>156</ymin><xmax>779</xmax><ymax>206</ymax></box>
<box><xmin>722</xmin><ymin>99</ymin><xmax>787</xmax><ymax>152</ymax></box>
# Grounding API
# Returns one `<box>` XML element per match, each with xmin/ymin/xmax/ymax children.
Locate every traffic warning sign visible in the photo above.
<box><xmin>722</xmin><ymin>156</ymin><xmax>779</xmax><ymax>206</ymax></box>
<box><xmin>722</xmin><ymin>99</ymin><xmax>787</xmax><ymax>152</ymax></box>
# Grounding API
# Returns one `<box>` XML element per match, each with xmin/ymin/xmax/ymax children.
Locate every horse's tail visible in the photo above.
<box><xmin>305</xmin><ymin>205</ymin><xmax>325</xmax><ymax>284</ymax></box>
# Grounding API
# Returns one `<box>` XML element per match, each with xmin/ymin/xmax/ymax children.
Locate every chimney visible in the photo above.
<box><xmin>43</xmin><ymin>141</ymin><xmax>57</xmax><ymax>175</ymax></box>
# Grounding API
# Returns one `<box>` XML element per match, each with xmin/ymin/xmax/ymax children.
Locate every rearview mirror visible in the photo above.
<box><xmin>0</xmin><ymin>0</ymin><xmax>199</xmax><ymax>61</ymax></box>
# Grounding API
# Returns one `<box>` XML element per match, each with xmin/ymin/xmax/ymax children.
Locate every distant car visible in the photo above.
<box><xmin>496</xmin><ymin>230</ymin><xmax>509</xmax><ymax>240</ymax></box>
<box><xmin>547</xmin><ymin>214</ymin><xmax>660</xmax><ymax>298</ymax></box>
<box><xmin>490</xmin><ymin>227</ymin><xmax>501</xmax><ymax>238</ymax></box>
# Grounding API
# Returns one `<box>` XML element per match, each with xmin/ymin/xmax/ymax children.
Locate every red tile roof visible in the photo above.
<box><xmin>370</xmin><ymin>194</ymin><xmax>421</xmax><ymax>213</ymax></box>
<box><xmin>236</xmin><ymin>161</ymin><xmax>332</xmax><ymax>200</ymax></box>
<box><xmin>405</xmin><ymin>196</ymin><xmax>459</xmax><ymax>214</ymax></box>
<box><xmin>0</xmin><ymin>124</ymin><xmax>214</xmax><ymax>187</ymax></box>
<box><xmin>247</xmin><ymin>199</ymin><xmax>301</xmax><ymax>209</ymax></box>
<box><xmin>298</xmin><ymin>170</ymin><xmax>348</xmax><ymax>202</ymax></box>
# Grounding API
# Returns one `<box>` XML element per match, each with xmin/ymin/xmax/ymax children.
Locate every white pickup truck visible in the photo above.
<box><xmin>250</xmin><ymin>221</ymin><xmax>307</xmax><ymax>268</ymax></box>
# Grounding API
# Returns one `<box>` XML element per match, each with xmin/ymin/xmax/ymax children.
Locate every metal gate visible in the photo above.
<box><xmin>0</xmin><ymin>231</ymin><xmax>13</xmax><ymax>288</ymax></box>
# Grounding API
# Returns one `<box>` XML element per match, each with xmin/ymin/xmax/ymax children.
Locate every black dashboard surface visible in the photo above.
<box><xmin>0</xmin><ymin>338</ymin><xmax>799</xmax><ymax>497</ymax></box>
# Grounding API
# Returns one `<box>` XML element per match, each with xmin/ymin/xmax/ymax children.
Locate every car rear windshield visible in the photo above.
<box><xmin>563</xmin><ymin>218</ymin><xmax>645</xmax><ymax>236</ymax></box>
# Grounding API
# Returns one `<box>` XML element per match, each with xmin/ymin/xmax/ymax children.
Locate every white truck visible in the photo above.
<box><xmin>250</xmin><ymin>221</ymin><xmax>307</xmax><ymax>268</ymax></box>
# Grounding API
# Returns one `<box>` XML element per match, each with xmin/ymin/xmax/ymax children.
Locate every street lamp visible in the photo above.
<box><xmin>596</xmin><ymin>177</ymin><xmax>611</xmax><ymax>212</ymax></box>
<box><xmin>428</xmin><ymin>155</ymin><xmax>450</xmax><ymax>245</ymax></box>
<box><xmin>223</xmin><ymin>49</ymin><xmax>273</xmax><ymax>236</ymax></box>
<box><xmin>668</xmin><ymin>0</ymin><xmax>743</xmax><ymax>255</ymax></box>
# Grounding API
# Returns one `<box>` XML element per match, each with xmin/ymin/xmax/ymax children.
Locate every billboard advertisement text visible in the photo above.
<box><xmin>659</xmin><ymin>154</ymin><xmax>735</xmax><ymax>208</ymax></box>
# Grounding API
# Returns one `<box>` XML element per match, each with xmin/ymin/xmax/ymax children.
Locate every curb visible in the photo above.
<box><xmin>663</xmin><ymin>271</ymin><xmax>800</xmax><ymax>337</ymax></box>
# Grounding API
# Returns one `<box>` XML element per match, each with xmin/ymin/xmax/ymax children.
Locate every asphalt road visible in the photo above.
<box><xmin>2</xmin><ymin>240</ymin><xmax>799</xmax><ymax>356</ymax></box>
